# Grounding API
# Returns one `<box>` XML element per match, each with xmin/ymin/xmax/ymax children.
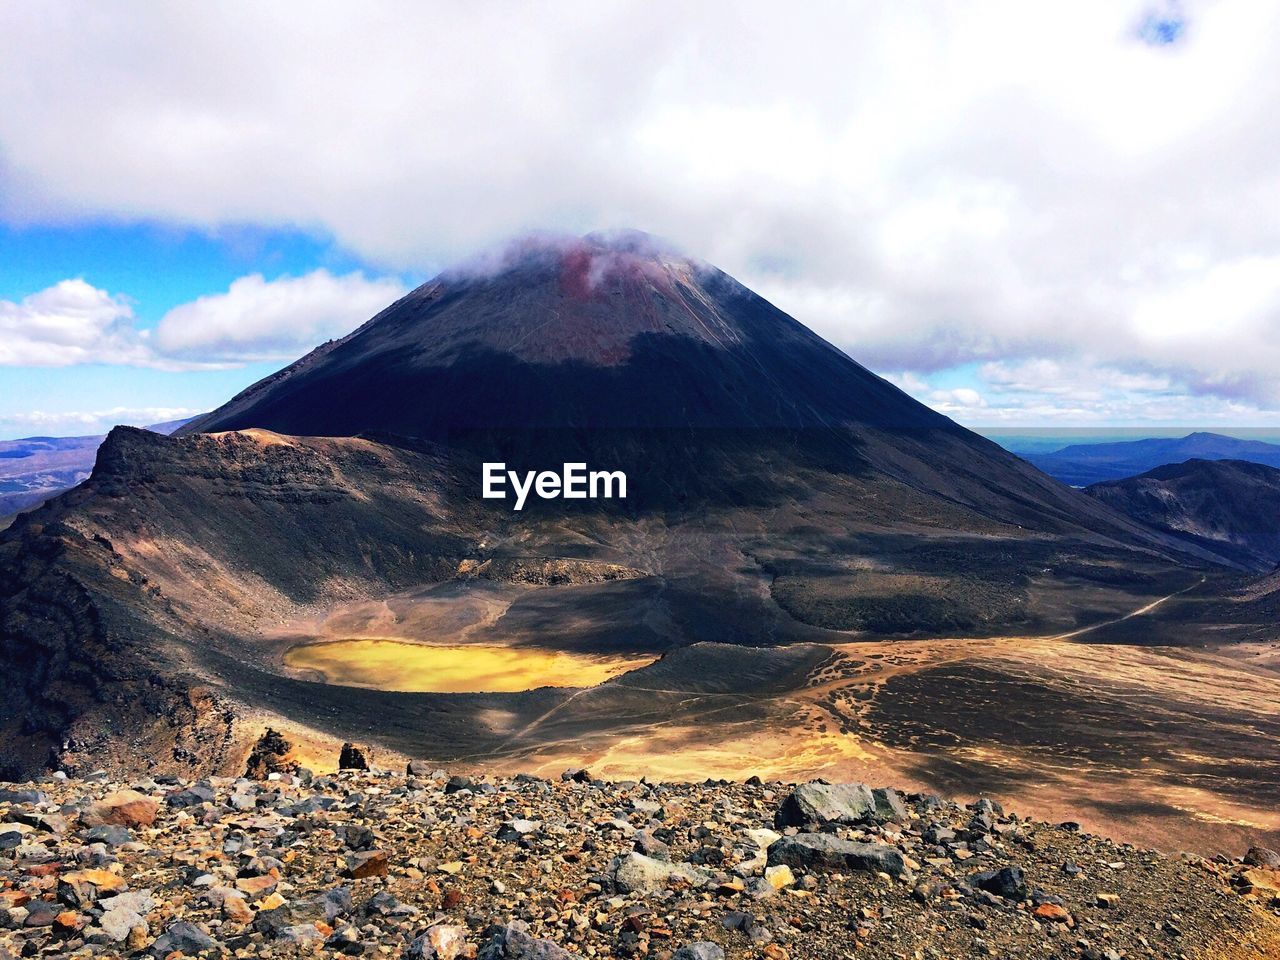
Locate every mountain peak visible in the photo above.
<box><xmin>185</xmin><ymin>233</ymin><xmax>943</xmax><ymax>442</ymax></box>
<box><xmin>441</xmin><ymin>229</ymin><xmax>697</xmax><ymax>294</ymax></box>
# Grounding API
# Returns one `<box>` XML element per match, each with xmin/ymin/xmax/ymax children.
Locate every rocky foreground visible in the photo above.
<box><xmin>1</xmin><ymin>747</ymin><xmax>1278</xmax><ymax>960</ymax></box>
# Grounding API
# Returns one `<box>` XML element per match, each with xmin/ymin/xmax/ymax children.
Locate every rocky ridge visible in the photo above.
<box><xmin>0</xmin><ymin>745</ymin><xmax>1277</xmax><ymax>959</ymax></box>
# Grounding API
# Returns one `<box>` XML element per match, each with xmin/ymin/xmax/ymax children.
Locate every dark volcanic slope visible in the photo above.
<box><xmin>1086</xmin><ymin>458</ymin><xmax>1280</xmax><ymax>571</ymax></box>
<box><xmin>1030</xmin><ymin>430</ymin><xmax>1280</xmax><ymax>486</ymax></box>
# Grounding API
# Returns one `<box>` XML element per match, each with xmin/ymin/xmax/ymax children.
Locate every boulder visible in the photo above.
<box><xmin>871</xmin><ymin>787</ymin><xmax>909</xmax><ymax>822</ymax></box>
<box><xmin>244</xmin><ymin>728</ymin><xmax>299</xmax><ymax>779</ymax></box>
<box><xmin>612</xmin><ymin>852</ymin><xmax>711</xmax><ymax>894</ymax></box>
<box><xmin>969</xmin><ymin>866</ymin><xmax>1028</xmax><ymax>900</ymax></box>
<box><xmin>149</xmin><ymin>920</ymin><xmax>214</xmax><ymax>957</ymax></box>
<box><xmin>767</xmin><ymin>834</ymin><xmax>906</xmax><ymax>878</ymax></box>
<box><xmin>673</xmin><ymin>944</ymin><xmax>725</xmax><ymax>960</ymax></box>
<box><xmin>339</xmin><ymin>742</ymin><xmax>370</xmax><ymax>771</ymax></box>
<box><xmin>406</xmin><ymin>923</ymin><xmax>470</xmax><ymax>959</ymax></box>
<box><xmin>1244</xmin><ymin>846</ymin><xmax>1280</xmax><ymax>869</ymax></box>
<box><xmin>477</xmin><ymin>920</ymin><xmax>572</xmax><ymax>960</ymax></box>
<box><xmin>774</xmin><ymin>782</ymin><xmax>876</xmax><ymax>828</ymax></box>
<box><xmin>80</xmin><ymin>790</ymin><xmax>158</xmax><ymax>829</ymax></box>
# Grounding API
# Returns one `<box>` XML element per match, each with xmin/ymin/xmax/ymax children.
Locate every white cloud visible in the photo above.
<box><xmin>928</xmin><ymin>387</ymin><xmax>987</xmax><ymax>414</ymax></box>
<box><xmin>154</xmin><ymin>270</ymin><xmax>407</xmax><ymax>362</ymax></box>
<box><xmin>896</xmin><ymin>359</ymin><xmax>1280</xmax><ymax>427</ymax></box>
<box><xmin>0</xmin><ymin>280</ymin><xmax>151</xmax><ymax>366</ymax></box>
<box><xmin>1</xmin><ymin>2</ymin><xmax>1280</xmax><ymax>419</ymax></box>
<box><xmin>0</xmin><ymin>271</ymin><xmax>406</xmax><ymax>368</ymax></box>
<box><xmin>5</xmin><ymin>406</ymin><xmax>201</xmax><ymax>430</ymax></box>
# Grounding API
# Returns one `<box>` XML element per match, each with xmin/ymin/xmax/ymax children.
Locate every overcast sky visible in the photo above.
<box><xmin>2</xmin><ymin>0</ymin><xmax>1279</xmax><ymax>438</ymax></box>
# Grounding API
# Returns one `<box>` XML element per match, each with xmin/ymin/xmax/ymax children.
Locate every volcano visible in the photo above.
<box><xmin>183</xmin><ymin>231</ymin><xmax>1175</xmax><ymax>536</ymax></box>
<box><xmin>5</xmin><ymin>232</ymin><xmax>1276</xmax><ymax>851</ymax></box>
<box><xmin>185</xmin><ymin>231</ymin><xmax>950</xmax><ymax>436</ymax></box>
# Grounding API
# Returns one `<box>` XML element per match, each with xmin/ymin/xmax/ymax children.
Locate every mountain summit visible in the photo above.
<box><xmin>183</xmin><ymin>230</ymin><xmax>949</xmax><ymax>437</ymax></box>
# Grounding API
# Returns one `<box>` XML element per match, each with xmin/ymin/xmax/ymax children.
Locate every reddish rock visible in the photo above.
<box><xmin>344</xmin><ymin>849</ymin><xmax>389</xmax><ymax>879</ymax></box>
<box><xmin>80</xmin><ymin>790</ymin><xmax>158</xmax><ymax>829</ymax></box>
<box><xmin>53</xmin><ymin>910</ymin><xmax>86</xmax><ymax>935</ymax></box>
<box><xmin>234</xmin><ymin>875</ymin><xmax>278</xmax><ymax>897</ymax></box>
<box><xmin>0</xmin><ymin>890</ymin><xmax>32</xmax><ymax>909</ymax></box>
<box><xmin>1033</xmin><ymin>903</ymin><xmax>1073</xmax><ymax>925</ymax></box>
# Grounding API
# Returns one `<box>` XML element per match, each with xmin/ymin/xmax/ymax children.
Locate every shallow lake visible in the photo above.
<box><xmin>284</xmin><ymin>639</ymin><xmax>656</xmax><ymax>693</ymax></box>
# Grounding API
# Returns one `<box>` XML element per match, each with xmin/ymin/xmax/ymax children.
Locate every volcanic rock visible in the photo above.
<box><xmin>767</xmin><ymin>834</ymin><xmax>906</xmax><ymax>877</ymax></box>
<box><xmin>339</xmin><ymin>742</ymin><xmax>370</xmax><ymax>770</ymax></box>
<box><xmin>775</xmin><ymin>782</ymin><xmax>878</xmax><ymax>828</ymax></box>
<box><xmin>244</xmin><ymin>728</ymin><xmax>300</xmax><ymax>779</ymax></box>
<box><xmin>612</xmin><ymin>852</ymin><xmax>711</xmax><ymax>894</ymax></box>
<box><xmin>79</xmin><ymin>790</ymin><xmax>157</xmax><ymax>829</ymax></box>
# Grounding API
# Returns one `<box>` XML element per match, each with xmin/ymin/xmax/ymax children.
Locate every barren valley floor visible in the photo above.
<box><xmin>256</xmin><ymin>588</ymin><xmax>1280</xmax><ymax>856</ymax></box>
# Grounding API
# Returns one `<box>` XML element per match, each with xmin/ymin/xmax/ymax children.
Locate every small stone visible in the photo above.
<box><xmin>406</xmin><ymin>922</ymin><xmax>470</xmax><ymax>959</ymax></box>
<box><xmin>53</xmin><ymin>910</ymin><xmax>86</xmax><ymax>935</ymax></box>
<box><xmin>57</xmin><ymin>868</ymin><xmax>126</xmax><ymax>907</ymax></box>
<box><xmin>165</xmin><ymin>781</ymin><xmax>215</xmax><ymax>808</ymax></box>
<box><xmin>444</xmin><ymin>775</ymin><xmax>474</xmax><ymax>794</ymax></box>
<box><xmin>1033</xmin><ymin>903</ymin><xmax>1073</xmax><ymax>924</ymax></box>
<box><xmin>477</xmin><ymin>920</ymin><xmax>572</xmax><ymax>959</ymax></box>
<box><xmin>82</xmin><ymin>824</ymin><xmax>133</xmax><ymax>847</ymax></box>
<box><xmin>673</xmin><ymin>944</ymin><xmax>725</xmax><ymax>960</ymax></box>
<box><xmin>1096</xmin><ymin>892</ymin><xmax>1120</xmax><ymax>909</ymax></box>
<box><xmin>23</xmin><ymin>901</ymin><xmax>58</xmax><ymax>927</ymax></box>
<box><xmin>496</xmin><ymin>818</ymin><xmax>540</xmax><ymax>842</ymax></box>
<box><xmin>235</xmin><ymin>874</ymin><xmax>278</xmax><ymax>897</ymax></box>
<box><xmin>764</xmin><ymin>864</ymin><xmax>795</xmax><ymax>890</ymax></box>
<box><xmin>223</xmin><ymin>892</ymin><xmax>254</xmax><ymax>923</ymax></box>
<box><xmin>99</xmin><ymin>907</ymin><xmax>146</xmax><ymax>942</ymax></box>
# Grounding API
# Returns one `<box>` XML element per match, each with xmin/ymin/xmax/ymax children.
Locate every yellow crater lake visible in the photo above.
<box><xmin>284</xmin><ymin>639</ymin><xmax>657</xmax><ymax>693</ymax></box>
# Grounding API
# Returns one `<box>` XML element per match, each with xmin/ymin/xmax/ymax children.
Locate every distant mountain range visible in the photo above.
<box><xmin>0</xmin><ymin>418</ymin><xmax>192</xmax><ymax>525</ymax></box>
<box><xmin>1086</xmin><ymin>458</ymin><xmax>1280</xmax><ymax>571</ymax></box>
<box><xmin>1026</xmin><ymin>431</ymin><xmax>1280</xmax><ymax>486</ymax></box>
